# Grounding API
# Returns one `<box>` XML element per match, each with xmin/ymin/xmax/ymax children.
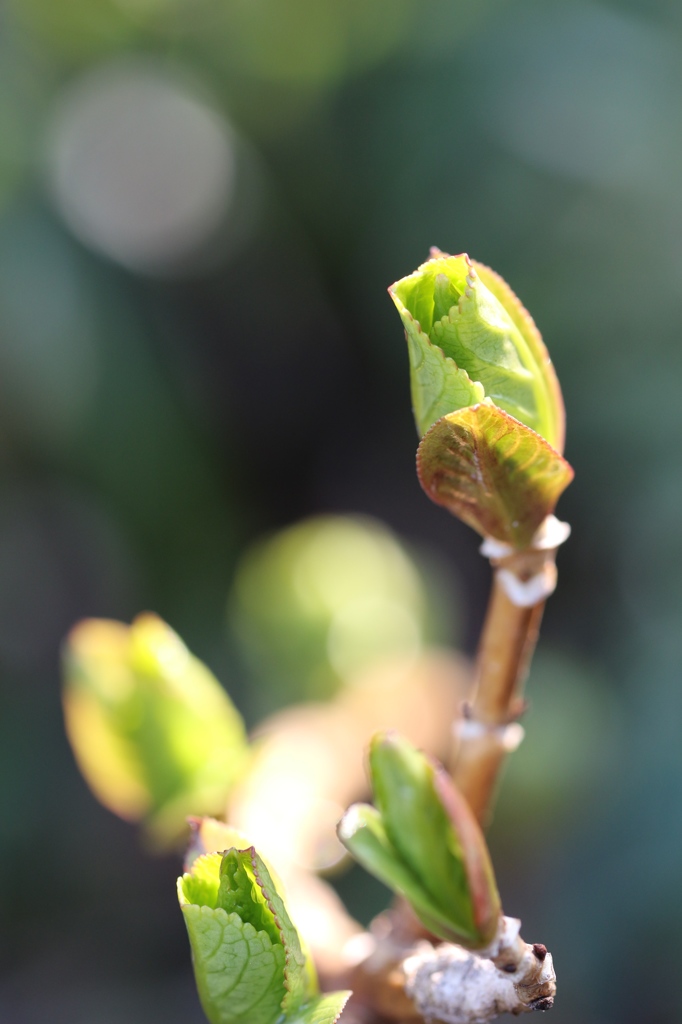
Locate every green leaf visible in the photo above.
<box><xmin>181</xmin><ymin>903</ymin><xmax>286</xmax><ymax>1024</ymax></box>
<box><xmin>371</xmin><ymin>732</ymin><xmax>500</xmax><ymax>943</ymax></box>
<box><xmin>62</xmin><ymin>614</ymin><xmax>251</xmax><ymax>845</ymax></box>
<box><xmin>248</xmin><ymin>849</ymin><xmax>314</xmax><ymax>1013</ymax></box>
<box><xmin>432</xmin><ymin>294</ymin><xmax>540</xmax><ymax>437</ymax></box>
<box><xmin>218</xmin><ymin>851</ymin><xmax>282</xmax><ymax>948</ymax></box>
<box><xmin>429</xmin><ymin>275</ymin><xmax>543</xmax><ymax>444</ymax></box>
<box><xmin>430</xmin><ymin>767</ymin><xmax>502</xmax><ymax>945</ymax></box>
<box><xmin>393</xmin><ymin>252</ymin><xmax>469</xmax><ymax>336</ymax></box>
<box><xmin>393</xmin><ymin>296</ymin><xmax>485</xmax><ymax>437</ymax></box>
<box><xmin>389</xmin><ymin>252</ymin><xmax>565</xmax><ymax>450</ymax></box>
<box><xmin>285</xmin><ymin>991</ymin><xmax>352</xmax><ymax>1024</ymax></box>
<box><xmin>179</xmin><ymin>845</ymin><xmax>317</xmax><ymax>1024</ymax></box>
<box><xmin>337</xmin><ymin>802</ymin><xmax>472</xmax><ymax>943</ymax></box>
<box><xmin>417</xmin><ymin>403</ymin><xmax>574</xmax><ymax>549</ymax></box>
<box><xmin>338</xmin><ymin>733</ymin><xmax>502</xmax><ymax>947</ymax></box>
<box><xmin>369</xmin><ymin>733</ymin><xmax>478</xmax><ymax>933</ymax></box>
<box><xmin>180</xmin><ymin>851</ymin><xmax>222</xmax><ymax>909</ymax></box>
<box><xmin>474</xmin><ymin>260</ymin><xmax>565</xmax><ymax>455</ymax></box>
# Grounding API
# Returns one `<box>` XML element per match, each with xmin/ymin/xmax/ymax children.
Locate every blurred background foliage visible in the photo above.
<box><xmin>0</xmin><ymin>0</ymin><xmax>680</xmax><ymax>1022</ymax></box>
<box><xmin>228</xmin><ymin>515</ymin><xmax>455</xmax><ymax>713</ymax></box>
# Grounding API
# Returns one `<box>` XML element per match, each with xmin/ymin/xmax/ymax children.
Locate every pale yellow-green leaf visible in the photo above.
<box><xmin>63</xmin><ymin>614</ymin><xmax>250</xmax><ymax>844</ymax></box>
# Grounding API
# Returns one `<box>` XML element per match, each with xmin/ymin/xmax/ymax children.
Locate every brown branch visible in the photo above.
<box><xmin>450</xmin><ymin>517</ymin><xmax>569</xmax><ymax>824</ymax></box>
<box><xmin>450</xmin><ymin>576</ymin><xmax>544</xmax><ymax>823</ymax></box>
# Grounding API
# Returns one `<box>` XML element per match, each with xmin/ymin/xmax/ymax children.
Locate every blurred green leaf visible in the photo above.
<box><xmin>11</xmin><ymin>0</ymin><xmax>146</xmax><ymax>59</ymax></box>
<box><xmin>204</xmin><ymin>0</ymin><xmax>414</xmax><ymax>87</ymax></box>
<box><xmin>229</xmin><ymin>515</ymin><xmax>441</xmax><ymax>708</ymax></box>
<box><xmin>62</xmin><ymin>614</ymin><xmax>250</xmax><ymax>844</ymax></box>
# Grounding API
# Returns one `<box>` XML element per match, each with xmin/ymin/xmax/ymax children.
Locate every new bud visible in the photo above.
<box><xmin>178</xmin><ymin>844</ymin><xmax>349</xmax><ymax>1024</ymax></box>
<box><xmin>389</xmin><ymin>251</ymin><xmax>564</xmax><ymax>452</ymax></box>
<box><xmin>338</xmin><ymin>732</ymin><xmax>501</xmax><ymax>947</ymax></box>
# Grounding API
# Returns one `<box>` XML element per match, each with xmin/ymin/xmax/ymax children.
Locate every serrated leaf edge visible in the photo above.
<box><xmin>249</xmin><ymin>848</ymin><xmax>307</xmax><ymax>998</ymax></box>
<box><xmin>179</xmin><ymin>844</ymin><xmax>309</xmax><ymax>1012</ymax></box>
<box><xmin>182</xmin><ymin>901</ymin><xmax>280</xmax><ymax>944</ymax></box>
<box><xmin>389</xmin><ymin>289</ymin><xmax>487</xmax><ymax>426</ymax></box>
<box><xmin>399</xmin><ymin>304</ymin><xmax>485</xmax><ymax>389</ymax></box>
<box><xmin>391</xmin><ymin>250</ymin><xmax>565</xmax><ymax>453</ymax></box>
<box><xmin>285</xmin><ymin>990</ymin><xmax>353</xmax><ymax>1024</ymax></box>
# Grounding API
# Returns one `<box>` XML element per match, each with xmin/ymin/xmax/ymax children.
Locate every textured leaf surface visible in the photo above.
<box><xmin>417</xmin><ymin>403</ymin><xmax>573</xmax><ymax>548</ymax></box>
<box><xmin>182</xmin><ymin>904</ymin><xmax>285</xmax><ymax>1024</ymax></box>
<box><xmin>250</xmin><ymin>849</ymin><xmax>312</xmax><ymax>1014</ymax></box>
<box><xmin>474</xmin><ymin>260</ymin><xmax>565</xmax><ymax>454</ymax></box>
<box><xmin>286</xmin><ymin>991</ymin><xmax>352</xmax><ymax>1024</ymax></box>
<box><xmin>431</xmin><ymin>293</ymin><xmax>541</xmax><ymax>439</ymax></box>
<box><xmin>390</xmin><ymin>253</ymin><xmax>564</xmax><ymax>450</ymax></box>
<box><xmin>400</xmin><ymin>307</ymin><xmax>484</xmax><ymax>437</ymax></box>
<box><xmin>180</xmin><ymin>846</ymin><xmax>315</xmax><ymax>1024</ymax></box>
<box><xmin>219</xmin><ymin>850</ymin><xmax>281</xmax><ymax>947</ymax></box>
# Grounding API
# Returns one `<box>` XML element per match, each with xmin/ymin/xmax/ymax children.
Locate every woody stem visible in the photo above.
<box><xmin>450</xmin><ymin>556</ymin><xmax>552</xmax><ymax>825</ymax></box>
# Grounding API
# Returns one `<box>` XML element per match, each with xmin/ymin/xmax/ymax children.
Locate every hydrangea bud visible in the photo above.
<box><xmin>178</xmin><ymin>844</ymin><xmax>350</xmax><ymax>1024</ymax></box>
<box><xmin>390</xmin><ymin>252</ymin><xmax>573</xmax><ymax>549</ymax></box>
<box><xmin>338</xmin><ymin>732</ymin><xmax>501</xmax><ymax>947</ymax></box>
<box><xmin>389</xmin><ymin>250</ymin><xmax>564</xmax><ymax>453</ymax></box>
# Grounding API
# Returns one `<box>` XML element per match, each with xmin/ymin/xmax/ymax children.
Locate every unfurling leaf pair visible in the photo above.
<box><xmin>62</xmin><ymin>614</ymin><xmax>250</xmax><ymax>844</ymax></box>
<box><xmin>390</xmin><ymin>252</ymin><xmax>573</xmax><ymax>549</ymax></box>
<box><xmin>178</xmin><ymin>823</ymin><xmax>350</xmax><ymax>1024</ymax></box>
<box><xmin>338</xmin><ymin>732</ymin><xmax>501</xmax><ymax>948</ymax></box>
